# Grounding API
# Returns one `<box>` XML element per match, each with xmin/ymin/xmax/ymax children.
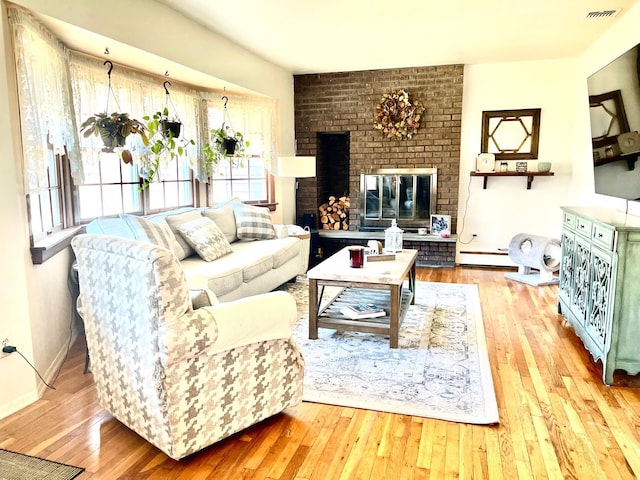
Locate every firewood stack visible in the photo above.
<box><xmin>319</xmin><ymin>196</ymin><xmax>350</xmax><ymax>230</ymax></box>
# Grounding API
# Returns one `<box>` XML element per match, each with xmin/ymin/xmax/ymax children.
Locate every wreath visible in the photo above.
<box><xmin>373</xmin><ymin>89</ymin><xmax>425</xmax><ymax>140</ymax></box>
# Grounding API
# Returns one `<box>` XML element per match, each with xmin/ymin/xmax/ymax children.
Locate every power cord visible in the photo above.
<box><xmin>2</xmin><ymin>346</ymin><xmax>56</xmax><ymax>390</ymax></box>
<box><xmin>457</xmin><ymin>174</ymin><xmax>476</xmax><ymax>245</ymax></box>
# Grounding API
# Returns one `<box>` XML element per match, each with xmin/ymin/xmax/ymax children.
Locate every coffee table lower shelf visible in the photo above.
<box><xmin>315</xmin><ymin>286</ymin><xmax>413</xmax><ymax>344</ymax></box>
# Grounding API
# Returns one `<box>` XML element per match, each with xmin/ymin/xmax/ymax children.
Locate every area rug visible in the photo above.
<box><xmin>0</xmin><ymin>449</ymin><xmax>84</xmax><ymax>479</ymax></box>
<box><xmin>282</xmin><ymin>278</ymin><xmax>500</xmax><ymax>424</ymax></box>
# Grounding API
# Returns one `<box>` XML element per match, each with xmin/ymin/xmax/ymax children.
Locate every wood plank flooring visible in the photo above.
<box><xmin>2</xmin><ymin>266</ymin><xmax>640</xmax><ymax>479</ymax></box>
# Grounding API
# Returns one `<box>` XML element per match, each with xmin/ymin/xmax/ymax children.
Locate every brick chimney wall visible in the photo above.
<box><xmin>294</xmin><ymin>65</ymin><xmax>464</xmax><ymax>232</ymax></box>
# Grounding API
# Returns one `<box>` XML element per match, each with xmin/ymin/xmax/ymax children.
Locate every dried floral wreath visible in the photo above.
<box><xmin>373</xmin><ymin>89</ymin><xmax>425</xmax><ymax>140</ymax></box>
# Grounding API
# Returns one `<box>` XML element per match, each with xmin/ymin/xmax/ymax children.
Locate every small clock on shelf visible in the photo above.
<box><xmin>476</xmin><ymin>153</ymin><xmax>495</xmax><ymax>173</ymax></box>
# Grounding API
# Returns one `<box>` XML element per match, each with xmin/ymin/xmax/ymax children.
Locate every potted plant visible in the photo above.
<box><xmin>203</xmin><ymin>123</ymin><xmax>250</xmax><ymax>174</ymax></box>
<box><xmin>141</xmin><ymin>108</ymin><xmax>194</xmax><ymax>188</ymax></box>
<box><xmin>80</xmin><ymin>112</ymin><xmax>148</xmax><ymax>164</ymax></box>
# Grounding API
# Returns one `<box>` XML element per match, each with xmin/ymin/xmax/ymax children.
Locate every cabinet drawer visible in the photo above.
<box><xmin>562</xmin><ymin>212</ymin><xmax>576</xmax><ymax>230</ymax></box>
<box><xmin>592</xmin><ymin>223</ymin><xmax>615</xmax><ymax>251</ymax></box>
<box><xmin>574</xmin><ymin>217</ymin><xmax>592</xmax><ymax>237</ymax></box>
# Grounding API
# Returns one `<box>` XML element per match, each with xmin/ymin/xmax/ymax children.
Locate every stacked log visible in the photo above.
<box><xmin>319</xmin><ymin>196</ymin><xmax>349</xmax><ymax>230</ymax></box>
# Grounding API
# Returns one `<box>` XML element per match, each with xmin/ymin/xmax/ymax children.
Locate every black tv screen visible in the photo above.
<box><xmin>587</xmin><ymin>44</ymin><xmax>640</xmax><ymax>201</ymax></box>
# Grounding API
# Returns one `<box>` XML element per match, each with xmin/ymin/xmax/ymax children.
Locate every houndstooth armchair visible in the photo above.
<box><xmin>71</xmin><ymin>234</ymin><xmax>304</xmax><ymax>460</ymax></box>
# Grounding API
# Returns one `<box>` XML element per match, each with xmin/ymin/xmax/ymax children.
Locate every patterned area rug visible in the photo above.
<box><xmin>282</xmin><ymin>278</ymin><xmax>499</xmax><ymax>424</ymax></box>
<box><xmin>0</xmin><ymin>449</ymin><xmax>84</xmax><ymax>480</ymax></box>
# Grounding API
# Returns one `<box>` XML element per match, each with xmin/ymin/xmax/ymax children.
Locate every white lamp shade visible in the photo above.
<box><xmin>275</xmin><ymin>156</ymin><xmax>316</xmax><ymax>178</ymax></box>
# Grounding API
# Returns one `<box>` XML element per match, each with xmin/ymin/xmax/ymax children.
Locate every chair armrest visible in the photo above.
<box><xmin>158</xmin><ymin>291</ymin><xmax>297</xmax><ymax>365</ymax></box>
<box><xmin>205</xmin><ymin>291</ymin><xmax>297</xmax><ymax>353</ymax></box>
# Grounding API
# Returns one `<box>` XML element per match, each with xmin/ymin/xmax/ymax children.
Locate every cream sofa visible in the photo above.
<box><xmin>85</xmin><ymin>198</ymin><xmax>310</xmax><ymax>302</ymax></box>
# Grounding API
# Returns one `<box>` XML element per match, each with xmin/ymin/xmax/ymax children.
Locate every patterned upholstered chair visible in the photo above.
<box><xmin>71</xmin><ymin>234</ymin><xmax>304</xmax><ymax>460</ymax></box>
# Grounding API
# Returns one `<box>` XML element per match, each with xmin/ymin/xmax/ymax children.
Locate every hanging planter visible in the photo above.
<box><xmin>142</xmin><ymin>91</ymin><xmax>194</xmax><ymax>189</ymax></box>
<box><xmin>79</xmin><ymin>61</ymin><xmax>148</xmax><ymax>164</ymax></box>
<box><xmin>80</xmin><ymin>111</ymin><xmax>147</xmax><ymax>163</ymax></box>
<box><xmin>202</xmin><ymin>95</ymin><xmax>250</xmax><ymax>175</ymax></box>
<box><xmin>160</xmin><ymin>119</ymin><xmax>182</xmax><ymax>138</ymax></box>
<box><xmin>221</xmin><ymin>136</ymin><xmax>238</xmax><ymax>155</ymax></box>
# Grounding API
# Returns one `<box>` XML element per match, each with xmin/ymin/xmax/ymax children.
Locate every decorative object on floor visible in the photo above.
<box><xmin>0</xmin><ymin>449</ymin><xmax>84</xmax><ymax>480</ymax></box>
<box><xmin>537</xmin><ymin>161</ymin><xmax>552</xmax><ymax>172</ymax></box>
<box><xmin>505</xmin><ymin>233</ymin><xmax>560</xmax><ymax>286</ymax></box>
<box><xmin>374</xmin><ymin>89</ymin><xmax>425</xmax><ymax>140</ymax></box>
<box><xmin>430</xmin><ymin>214</ymin><xmax>451</xmax><ymax>236</ymax></box>
<box><xmin>283</xmin><ymin>278</ymin><xmax>500</xmax><ymax>425</ymax></box>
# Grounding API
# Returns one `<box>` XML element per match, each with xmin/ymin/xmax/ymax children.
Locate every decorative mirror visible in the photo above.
<box><xmin>481</xmin><ymin>108</ymin><xmax>541</xmax><ymax>160</ymax></box>
<box><xmin>589</xmin><ymin>89</ymin><xmax>630</xmax><ymax>149</ymax></box>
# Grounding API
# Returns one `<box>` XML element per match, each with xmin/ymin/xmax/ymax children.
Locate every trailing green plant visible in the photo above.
<box><xmin>141</xmin><ymin>108</ymin><xmax>194</xmax><ymax>188</ymax></box>
<box><xmin>202</xmin><ymin>123</ymin><xmax>250</xmax><ymax>175</ymax></box>
<box><xmin>80</xmin><ymin>112</ymin><xmax>148</xmax><ymax>164</ymax></box>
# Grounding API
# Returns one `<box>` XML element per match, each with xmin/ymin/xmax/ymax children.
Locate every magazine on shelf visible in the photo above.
<box><xmin>340</xmin><ymin>303</ymin><xmax>386</xmax><ymax>319</ymax></box>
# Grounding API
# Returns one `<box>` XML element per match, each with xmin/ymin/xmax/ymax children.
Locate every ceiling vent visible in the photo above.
<box><xmin>586</xmin><ymin>10</ymin><xmax>619</xmax><ymax>18</ymax></box>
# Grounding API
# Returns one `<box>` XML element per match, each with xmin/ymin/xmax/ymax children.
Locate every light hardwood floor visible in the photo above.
<box><xmin>2</xmin><ymin>266</ymin><xmax>640</xmax><ymax>479</ymax></box>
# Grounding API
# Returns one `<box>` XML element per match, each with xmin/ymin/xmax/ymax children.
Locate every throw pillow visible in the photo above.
<box><xmin>162</xmin><ymin>209</ymin><xmax>203</xmax><ymax>259</ymax></box>
<box><xmin>120</xmin><ymin>214</ymin><xmax>182</xmax><ymax>257</ymax></box>
<box><xmin>176</xmin><ymin>216</ymin><xmax>232</xmax><ymax>262</ymax></box>
<box><xmin>233</xmin><ymin>203</ymin><xmax>276</xmax><ymax>240</ymax></box>
<box><xmin>202</xmin><ymin>200</ymin><xmax>239</xmax><ymax>243</ymax></box>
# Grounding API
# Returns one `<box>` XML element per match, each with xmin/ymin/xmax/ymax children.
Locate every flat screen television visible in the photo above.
<box><xmin>587</xmin><ymin>43</ymin><xmax>640</xmax><ymax>201</ymax></box>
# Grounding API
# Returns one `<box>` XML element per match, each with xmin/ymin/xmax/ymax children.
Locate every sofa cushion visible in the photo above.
<box><xmin>176</xmin><ymin>217</ymin><xmax>232</xmax><ymax>262</ymax></box>
<box><xmin>270</xmin><ymin>237</ymin><xmax>301</xmax><ymax>268</ymax></box>
<box><xmin>120</xmin><ymin>214</ymin><xmax>182</xmax><ymax>257</ymax></box>
<box><xmin>181</xmin><ymin>257</ymin><xmax>243</xmax><ymax>297</ymax></box>
<box><xmin>159</xmin><ymin>209</ymin><xmax>203</xmax><ymax>259</ymax></box>
<box><xmin>233</xmin><ymin>203</ymin><xmax>276</xmax><ymax>240</ymax></box>
<box><xmin>202</xmin><ymin>198</ymin><xmax>240</xmax><ymax>243</ymax></box>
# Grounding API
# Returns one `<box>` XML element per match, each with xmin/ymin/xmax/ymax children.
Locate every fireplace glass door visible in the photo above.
<box><xmin>360</xmin><ymin>168</ymin><xmax>437</xmax><ymax>230</ymax></box>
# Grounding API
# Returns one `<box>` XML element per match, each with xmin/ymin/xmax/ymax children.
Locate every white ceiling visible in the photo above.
<box><xmin>156</xmin><ymin>0</ymin><xmax>637</xmax><ymax>74</ymax></box>
<box><xmin>33</xmin><ymin>0</ymin><xmax>638</xmax><ymax>90</ymax></box>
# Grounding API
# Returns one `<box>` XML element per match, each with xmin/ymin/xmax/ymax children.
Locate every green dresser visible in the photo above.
<box><xmin>558</xmin><ymin>206</ymin><xmax>640</xmax><ymax>384</ymax></box>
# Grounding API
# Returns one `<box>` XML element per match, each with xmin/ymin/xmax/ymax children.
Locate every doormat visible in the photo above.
<box><xmin>0</xmin><ymin>449</ymin><xmax>84</xmax><ymax>480</ymax></box>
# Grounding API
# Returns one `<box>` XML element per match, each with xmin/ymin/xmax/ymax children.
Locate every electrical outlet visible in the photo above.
<box><xmin>1</xmin><ymin>338</ymin><xmax>9</xmax><ymax>359</ymax></box>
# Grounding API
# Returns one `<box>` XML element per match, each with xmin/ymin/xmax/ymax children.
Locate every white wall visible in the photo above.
<box><xmin>578</xmin><ymin>1</ymin><xmax>640</xmax><ymax>217</ymax></box>
<box><xmin>457</xmin><ymin>59</ymin><xmax>577</xmax><ymax>266</ymax></box>
<box><xmin>0</xmin><ymin>0</ymin><xmax>297</xmax><ymax>418</ymax></box>
<box><xmin>0</xmin><ymin>4</ymin><xmax>38</xmax><ymax>417</ymax></box>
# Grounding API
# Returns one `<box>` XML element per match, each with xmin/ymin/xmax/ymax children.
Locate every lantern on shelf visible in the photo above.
<box><xmin>384</xmin><ymin>219</ymin><xmax>404</xmax><ymax>253</ymax></box>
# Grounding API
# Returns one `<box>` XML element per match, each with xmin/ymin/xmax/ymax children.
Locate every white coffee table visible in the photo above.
<box><xmin>307</xmin><ymin>247</ymin><xmax>417</xmax><ymax>348</ymax></box>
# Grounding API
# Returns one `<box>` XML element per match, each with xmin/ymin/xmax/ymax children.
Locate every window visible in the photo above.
<box><xmin>208</xmin><ymin>157</ymin><xmax>268</xmax><ymax>204</ymax></box>
<box><xmin>28</xmin><ymin>150</ymin><xmax>64</xmax><ymax>243</ymax></box>
<box><xmin>206</xmin><ymin>104</ymin><xmax>272</xmax><ymax>205</ymax></box>
<box><xmin>9</xmin><ymin>6</ymin><xmax>279</xmax><ymax>263</ymax></box>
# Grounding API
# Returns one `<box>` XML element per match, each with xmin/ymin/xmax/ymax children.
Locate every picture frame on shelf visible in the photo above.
<box><xmin>430</xmin><ymin>214</ymin><xmax>451</xmax><ymax>236</ymax></box>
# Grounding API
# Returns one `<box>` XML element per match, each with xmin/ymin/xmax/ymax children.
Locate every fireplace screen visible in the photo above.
<box><xmin>360</xmin><ymin>168</ymin><xmax>437</xmax><ymax>230</ymax></box>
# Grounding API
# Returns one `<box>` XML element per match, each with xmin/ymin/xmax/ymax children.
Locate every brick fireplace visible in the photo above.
<box><xmin>294</xmin><ymin>64</ymin><xmax>463</xmax><ymax>233</ymax></box>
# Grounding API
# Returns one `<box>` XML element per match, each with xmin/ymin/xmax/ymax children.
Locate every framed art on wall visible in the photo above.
<box><xmin>430</xmin><ymin>214</ymin><xmax>451</xmax><ymax>236</ymax></box>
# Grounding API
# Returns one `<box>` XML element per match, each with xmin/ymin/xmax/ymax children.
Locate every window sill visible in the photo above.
<box><xmin>31</xmin><ymin>226</ymin><xmax>84</xmax><ymax>265</ymax></box>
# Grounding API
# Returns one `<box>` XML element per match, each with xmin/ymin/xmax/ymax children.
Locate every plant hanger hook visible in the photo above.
<box><xmin>163</xmin><ymin>80</ymin><xmax>171</xmax><ymax>96</ymax></box>
<box><xmin>222</xmin><ymin>95</ymin><xmax>229</xmax><ymax>110</ymax></box>
<box><xmin>104</xmin><ymin>60</ymin><xmax>113</xmax><ymax>78</ymax></box>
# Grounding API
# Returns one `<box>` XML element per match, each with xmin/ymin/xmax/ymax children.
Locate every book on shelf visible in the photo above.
<box><xmin>340</xmin><ymin>303</ymin><xmax>386</xmax><ymax>319</ymax></box>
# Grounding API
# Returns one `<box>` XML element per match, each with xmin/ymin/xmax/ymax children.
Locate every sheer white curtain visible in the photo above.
<box><xmin>69</xmin><ymin>53</ymin><xmax>200</xmax><ymax>183</ymax></box>
<box><xmin>8</xmin><ymin>6</ymin><xmax>81</xmax><ymax>189</ymax></box>
<box><xmin>199</xmin><ymin>92</ymin><xmax>278</xmax><ymax>182</ymax></box>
